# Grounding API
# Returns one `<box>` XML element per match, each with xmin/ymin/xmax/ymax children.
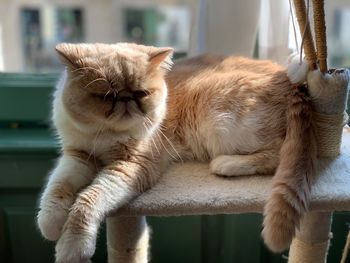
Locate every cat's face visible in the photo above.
<box><xmin>56</xmin><ymin>43</ymin><xmax>173</xmax><ymax>137</ymax></box>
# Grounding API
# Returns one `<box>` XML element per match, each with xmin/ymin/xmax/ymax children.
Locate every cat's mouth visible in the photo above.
<box><xmin>121</xmin><ymin>110</ymin><xmax>132</xmax><ymax>118</ymax></box>
<box><xmin>106</xmin><ymin>102</ymin><xmax>140</xmax><ymax>120</ymax></box>
<box><xmin>119</xmin><ymin>106</ymin><xmax>134</xmax><ymax>119</ymax></box>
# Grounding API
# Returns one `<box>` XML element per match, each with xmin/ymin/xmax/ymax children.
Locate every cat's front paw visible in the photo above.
<box><xmin>55</xmin><ymin>227</ymin><xmax>96</xmax><ymax>263</ymax></box>
<box><xmin>37</xmin><ymin>206</ymin><xmax>69</xmax><ymax>241</ymax></box>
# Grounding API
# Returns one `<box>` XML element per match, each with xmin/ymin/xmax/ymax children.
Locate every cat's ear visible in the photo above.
<box><xmin>55</xmin><ymin>43</ymin><xmax>84</xmax><ymax>69</ymax></box>
<box><xmin>148</xmin><ymin>47</ymin><xmax>174</xmax><ymax>72</ymax></box>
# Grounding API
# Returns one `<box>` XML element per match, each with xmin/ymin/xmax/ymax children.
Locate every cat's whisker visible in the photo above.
<box><xmin>145</xmin><ymin>117</ymin><xmax>182</xmax><ymax>162</ymax></box>
<box><xmin>142</xmin><ymin>123</ymin><xmax>156</xmax><ymax>158</ymax></box>
<box><xmin>144</xmin><ymin>111</ymin><xmax>167</xmax><ymax>129</ymax></box>
<box><xmin>155</xmin><ymin>130</ymin><xmax>177</xmax><ymax>161</ymax></box>
<box><xmin>104</xmin><ymin>90</ymin><xmax>111</xmax><ymax>101</ymax></box>
<box><xmin>144</xmin><ymin>118</ymin><xmax>177</xmax><ymax>161</ymax></box>
<box><xmin>143</xmin><ymin>122</ymin><xmax>160</xmax><ymax>156</ymax></box>
<box><xmin>157</xmin><ymin>129</ymin><xmax>183</xmax><ymax>162</ymax></box>
<box><xmin>83</xmin><ymin>78</ymin><xmax>109</xmax><ymax>89</ymax></box>
<box><xmin>150</xmin><ymin>135</ymin><xmax>160</xmax><ymax>156</ymax></box>
<box><xmin>143</xmin><ymin>117</ymin><xmax>174</xmax><ymax>159</ymax></box>
<box><xmin>88</xmin><ymin>121</ymin><xmax>107</xmax><ymax>162</ymax></box>
<box><xmin>151</xmin><ymin>137</ymin><xmax>160</xmax><ymax>156</ymax></box>
<box><xmin>110</xmin><ymin>76</ymin><xmax>125</xmax><ymax>90</ymax></box>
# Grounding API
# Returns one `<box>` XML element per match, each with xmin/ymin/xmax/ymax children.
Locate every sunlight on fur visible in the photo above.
<box><xmin>37</xmin><ymin>43</ymin><xmax>316</xmax><ymax>262</ymax></box>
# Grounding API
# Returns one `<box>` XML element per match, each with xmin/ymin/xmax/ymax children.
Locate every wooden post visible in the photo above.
<box><xmin>107</xmin><ymin>216</ymin><xmax>150</xmax><ymax>263</ymax></box>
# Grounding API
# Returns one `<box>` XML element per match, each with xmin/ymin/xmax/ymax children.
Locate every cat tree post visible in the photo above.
<box><xmin>288</xmin><ymin>67</ymin><xmax>350</xmax><ymax>263</ymax></box>
<box><xmin>288</xmin><ymin>0</ymin><xmax>350</xmax><ymax>262</ymax></box>
<box><xmin>288</xmin><ymin>212</ymin><xmax>332</xmax><ymax>263</ymax></box>
<box><xmin>106</xmin><ymin>216</ymin><xmax>149</xmax><ymax>263</ymax></box>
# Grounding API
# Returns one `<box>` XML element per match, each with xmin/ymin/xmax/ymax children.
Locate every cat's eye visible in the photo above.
<box><xmin>133</xmin><ymin>90</ymin><xmax>149</xmax><ymax>99</ymax></box>
<box><xmin>91</xmin><ymin>92</ymin><xmax>115</xmax><ymax>101</ymax></box>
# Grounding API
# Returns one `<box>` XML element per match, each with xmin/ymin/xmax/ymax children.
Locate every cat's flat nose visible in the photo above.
<box><xmin>119</xmin><ymin>96</ymin><xmax>132</xmax><ymax>102</ymax></box>
<box><xmin>118</xmin><ymin>90</ymin><xmax>133</xmax><ymax>102</ymax></box>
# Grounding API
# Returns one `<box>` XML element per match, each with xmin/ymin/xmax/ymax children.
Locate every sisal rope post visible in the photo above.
<box><xmin>288</xmin><ymin>212</ymin><xmax>332</xmax><ymax>263</ymax></box>
<box><xmin>295</xmin><ymin>67</ymin><xmax>350</xmax><ymax>262</ymax></box>
<box><xmin>313</xmin><ymin>111</ymin><xmax>349</xmax><ymax>157</ymax></box>
<box><xmin>312</xmin><ymin>0</ymin><xmax>328</xmax><ymax>73</ymax></box>
<box><xmin>106</xmin><ymin>216</ymin><xmax>150</xmax><ymax>263</ymax></box>
<box><xmin>293</xmin><ymin>0</ymin><xmax>317</xmax><ymax>70</ymax></box>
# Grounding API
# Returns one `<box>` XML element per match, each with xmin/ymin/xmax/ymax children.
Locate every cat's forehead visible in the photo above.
<box><xmin>57</xmin><ymin>42</ymin><xmax>172</xmax><ymax>85</ymax></box>
<box><xmin>84</xmin><ymin>44</ymin><xmax>149</xmax><ymax>78</ymax></box>
<box><xmin>89</xmin><ymin>44</ymin><xmax>147</xmax><ymax>65</ymax></box>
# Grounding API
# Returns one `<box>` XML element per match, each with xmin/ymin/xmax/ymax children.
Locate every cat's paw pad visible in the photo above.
<box><xmin>37</xmin><ymin>207</ymin><xmax>69</xmax><ymax>241</ymax></box>
<box><xmin>55</xmin><ymin>229</ymin><xmax>96</xmax><ymax>263</ymax></box>
<box><xmin>210</xmin><ymin>155</ymin><xmax>255</xmax><ymax>176</ymax></box>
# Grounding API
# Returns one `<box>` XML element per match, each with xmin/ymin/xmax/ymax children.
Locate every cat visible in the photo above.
<box><xmin>37</xmin><ymin>43</ymin><xmax>316</xmax><ymax>262</ymax></box>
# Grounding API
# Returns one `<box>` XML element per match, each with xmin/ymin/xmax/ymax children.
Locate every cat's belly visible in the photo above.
<box><xmin>182</xmin><ymin>109</ymin><xmax>284</xmax><ymax>161</ymax></box>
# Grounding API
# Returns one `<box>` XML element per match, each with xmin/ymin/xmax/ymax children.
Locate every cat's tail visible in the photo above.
<box><xmin>286</xmin><ymin>53</ymin><xmax>309</xmax><ymax>84</ymax></box>
<box><xmin>262</xmin><ymin>83</ymin><xmax>316</xmax><ymax>252</ymax></box>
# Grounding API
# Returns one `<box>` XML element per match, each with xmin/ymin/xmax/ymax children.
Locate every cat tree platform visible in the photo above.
<box><xmin>107</xmin><ymin>127</ymin><xmax>350</xmax><ymax>263</ymax></box>
<box><xmin>116</xmin><ymin>127</ymin><xmax>350</xmax><ymax>217</ymax></box>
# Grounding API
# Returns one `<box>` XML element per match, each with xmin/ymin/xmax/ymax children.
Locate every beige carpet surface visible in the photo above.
<box><xmin>117</xmin><ymin>127</ymin><xmax>350</xmax><ymax>216</ymax></box>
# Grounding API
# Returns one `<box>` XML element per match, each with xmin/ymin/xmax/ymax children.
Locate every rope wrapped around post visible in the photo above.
<box><xmin>312</xmin><ymin>0</ymin><xmax>327</xmax><ymax>73</ymax></box>
<box><xmin>293</xmin><ymin>0</ymin><xmax>317</xmax><ymax>70</ymax></box>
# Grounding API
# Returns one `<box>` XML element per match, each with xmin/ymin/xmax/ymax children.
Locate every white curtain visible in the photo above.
<box><xmin>189</xmin><ymin>0</ymin><xmax>293</xmax><ymax>63</ymax></box>
<box><xmin>259</xmin><ymin>0</ymin><xmax>292</xmax><ymax>63</ymax></box>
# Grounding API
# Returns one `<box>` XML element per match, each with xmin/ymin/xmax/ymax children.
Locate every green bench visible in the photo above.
<box><xmin>0</xmin><ymin>72</ymin><xmax>348</xmax><ymax>263</ymax></box>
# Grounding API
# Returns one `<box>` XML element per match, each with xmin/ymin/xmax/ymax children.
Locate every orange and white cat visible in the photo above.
<box><xmin>37</xmin><ymin>43</ymin><xmax>316</xmax><ymax>262</ymax></box>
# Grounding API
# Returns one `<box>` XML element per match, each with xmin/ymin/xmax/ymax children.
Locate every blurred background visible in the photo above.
<box><xmin>0</xmin><ymin>0</ymin><xmax>350</xmax><ymax>263</ymax></box>
<box><xmin>0</xmin><ymin>0</ymin><xmax>192</xmax><ymax>72</ymax></box>
<box><xmin>0</xmin><ymin>0</ymin><xmax>349</xmax><ymax>72</ymax></box>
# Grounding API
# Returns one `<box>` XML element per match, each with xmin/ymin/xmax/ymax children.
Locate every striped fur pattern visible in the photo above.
<box><xmin>37</xmin><ymin>43</ymin><xmax>316</xmax><ymax>262</ymax></box>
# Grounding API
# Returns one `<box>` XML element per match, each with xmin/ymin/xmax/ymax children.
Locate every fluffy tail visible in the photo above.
<box><xmin>262</xmin><ymin>83</ymin><xmax>316</xmax><ymax>252</ymax></box>
<box><xmin>286</xmin><ymin>53</ymin><xmax>309</xmax><ymax>84</ymax></box>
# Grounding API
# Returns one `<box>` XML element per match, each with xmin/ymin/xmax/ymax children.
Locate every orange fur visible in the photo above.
<box><xmin>39</xmin><ymin>44</ymin><xmax>316</xmax><ymax>262</ymax></box>
<box><xmin>262</xmin><ymin>85</ymin><xmax>316</xmax><ymax>251</ymax></box>
<box><xmin>166</xmin><ymin>55</ymin><xmax>316</xmax><ymax>251</ymax></box>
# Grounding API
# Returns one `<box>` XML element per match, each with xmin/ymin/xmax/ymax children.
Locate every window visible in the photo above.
<box><xmin>330</xmin><ymin>9</ymin><xmax>350</xmax><ymax>66</ymax></box>
<box><xmin>21</xmin><ymin>8</ymin><xmax>42</xmax><ymax>71</ymax></box>
<box><xmin>124</xmin><ymin>6</ymin><xmax>190</xmax><ymax>53</ymax></box>
<box><xmin>1</xmin><ymin>1</ymin><xmax>192</xmax><ymax>73</ymax></box>
<box><xmin>20</xmin><ymin>7</ymin><xmax>84</xmax><ymax>72</ymax></box>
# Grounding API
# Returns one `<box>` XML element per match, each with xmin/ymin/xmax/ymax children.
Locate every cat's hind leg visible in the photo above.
<box><xmin>210</xmin><ymin>150</ymin><xmax>279</xmax><ymax>176</ymax></box>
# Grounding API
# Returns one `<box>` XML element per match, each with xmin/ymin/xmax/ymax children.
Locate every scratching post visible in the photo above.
<box><xmin>288</xmin><ymin>68</ymin><xmax>349</xmax><ymax>262</ymax></box>
<box><xmin>312</xmin><ymin>0</ymin><xmax>327</xmax><ymax>74</ymax></box>
<box><xmin>288</xmin><ymin>212</ymin><xmax>332</xmax><ymax>263</ymax></box>
<box><xmin>293</xmin><ymin>0</ymin><xmax>317</xmax><ymax>69</ymax></box>
<box><xmin>288</xmin><ymin>0</ymin><xmax>350</xmax><ymax>262</ymax></box>
<box><xmin>106</xmin><ymin>216</ymin><xmax>150</xmax><ymax>263</ymax></box>
<box><xmin>308</xmin><ymin>69</ymin><xmax>350</xmax><ymax>157</ymax></box>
